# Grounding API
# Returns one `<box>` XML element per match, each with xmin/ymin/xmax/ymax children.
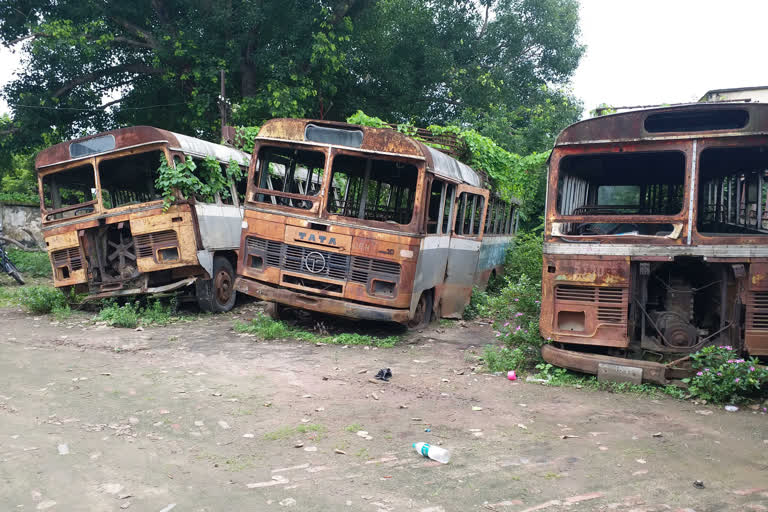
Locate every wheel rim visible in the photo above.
<box><xmin>408</xmin><ymin>294</ymin><xmax>427</xmax><ymax>328</ymax></box>
<box><xmin>214</xmin><ymin>269</ymin><xmax>233</xmax><ymax>305</ymax></box>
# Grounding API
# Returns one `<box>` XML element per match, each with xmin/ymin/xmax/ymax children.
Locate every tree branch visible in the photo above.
<box><xmin>110</xmin><ymin>17</ymin><xmax>159</xmax><ymax>49</ymax></box>
<box><xmin>53</xmin><ymin>63</ymin><xmax>162</xmax><ymax>99</ymax></box>
<box><xmin>477</xmin><ymin>4</ymin><xmax>490</xmax><ymax>39</ymax></box>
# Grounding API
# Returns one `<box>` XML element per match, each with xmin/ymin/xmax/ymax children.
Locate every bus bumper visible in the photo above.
<box><xmin>541</xmin><ymin>344</ymin><xmax>691</xmax><ymax>385</ymax></box>
<box><xmin>234</xmin><ymin>277</ymin><xmax>410</xmax><ymax>323</ymax></box>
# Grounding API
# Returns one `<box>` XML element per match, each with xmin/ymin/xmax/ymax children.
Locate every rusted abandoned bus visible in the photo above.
<box><xmin>235</xmin><ymin>119</ymin><xmax>519</xmax><ymax>327</ymax></box>
<box><xmin>540</xmin><ymin>103</ymin><xmax>768</xmax><ymax>383</ymax></box>
<box><xmin>35</xmin><ymin>126</ymin><xmax>249</xmax><ymax>311</ymax></box>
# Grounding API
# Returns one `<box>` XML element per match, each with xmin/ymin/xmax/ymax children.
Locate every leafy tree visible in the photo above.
<box><xmin>0</xmin><ymin>0</ymin><xmax>583</xmax><ymax>158</ymax></box>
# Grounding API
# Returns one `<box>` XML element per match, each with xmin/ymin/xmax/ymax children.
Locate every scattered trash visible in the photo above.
<box><xmin>371</xmin><ymin>393</ymin><xmax>379</xmax><ymax>401</ymax></box>
<box><xmin>560</xmin><ymin>434</ymin><xmax>579</xmax><ymax>439</ymax></box>
<box><xmin>159</xmin><ymin>505</ymin><xmax>176</xmax><ymax>512</ymax></box>
<box><xmin>120</xmin><ymin>502</ymin><xmax>131</xmax><ymax>509</ymax></box>
<box><xmin>525</xmin><ymin>376</ymin><xmax>549</xmax><ymax>383</ymax></box>
<box><xmin>263</xmin><ymin>402</ymin><xmax>272</xmax><ymax>407</ymax></box>
<box><xmin>303</xmin><ymin>446</ymin><xmax>317</xmax><ymax>452</ymax></box>
<box><xmin>507</xmin><ymin>371</ymin><xmax>517</xmax><ymax>381</ymax></box>
<box><xmin>695</xmin><ymin>410</ymin><xmax>713</xmax><ymax>416</ymax></box>
<box><xmin>357</xmin><ymin>369</ymin><xmax>368</xmax><ymax>374</ymax></box>
<box><xmin>334</xmin><ymin>449</ymin><xmax>347</xmax><ymax>455</ymax></box>
<box><xmin>302</xmin><ymin>394</ymin><xmax>312</xmax><ymax>398</ymax></box>
<box><xmin>413</xmin><ymin>442</ymin><xmax>450</xmax><ymax>464</ymax></box>
<box><xmin>279</xmin><ymin>497</ymin><xmax>297</xmax><ymax>507</ymax></box>
<box><xmin>441</xmin><ymin>378</ymin><xmax>449</xmax><ymax>383</ymax></box>
<box><xmin>636</xmin><ymin>459</ymin><xmax>647</xmax><ymax>464</ymax></box>
<box><xmin>57</xmin><ymin>443</ymin><xmax>69</xmax><ymax>455</ymax></box>
<box><xmin>472</xmin><ymin>406</ymin><xmax>483</xmax><ymax>411</ymax></box>
<box><xmin>194</xmin><ymin>420</ymin><xmax>204</xmax><ymax>427</ymax></box>
<box><xmin>36</xmin><ymin>501</ymin><xmax>57</xmax><ymax>510</ymax></box>
<box><xmin>399</xmin><ymin>405</ymin><xmax>408</xmax><ymax>409</ymax></box>
<box><xmin>357</xmin><ymin>430</ymin><xmax>373</xmax><ymax>440</ymax></box>
<box><xmin>693</xmin><ymin>480</ymin><xmax>705</xmax><ymax>489</ymax></box>
<box><xmin>652</xmin><ymin>432</ymin><xmax>663</xmax><ymax>438</ymax></box>
<box><xmin>217</xmin><ymin>420</ymin><xmax>230</xmax><ymax>429</ymax></box>
<box><xmin>411</xmin><ymin>417</ymin><xmax>423</xmax><ymax>421</ymax></box>
<box><xmin>118</xmin><ymin>494</ymin><xmax>132</xmax><ymax>500</ymax></box>
<box><xmin>135</xmin><ymin>327</ymin><xmax>143</xmax><ymax>332</ymax></box>
<box><xmin>243</xmin><ymin>433</ymin><xmax>254</xmax><ymax>438</ymax></box>
<box><xmin>724</xmin><ymin>405</ymin><xmax>739</xmax><ymax>412</ymax></box>
<box><xmin>517</xmin><ymin>424</ymin><xmax>528</xmax><ymax>430</ymax></box>
<box><xmin>315</xmin><ymin>407</ymin><xmax>325</xmax><ymax>412</ymax></box>
<box><xmin>425</xmin><ymin>428</ymin><xmax>431</xmax><ymax>432</ymax></box>
<box><xmin>375</xmin><ymin>368</ymin><xmax>392</xmax><ymax>381</ymax></box>
<box><xmin>294</xmin><ymin>441</ymin><xmax>304</xmax><ymax>448</ymax></box>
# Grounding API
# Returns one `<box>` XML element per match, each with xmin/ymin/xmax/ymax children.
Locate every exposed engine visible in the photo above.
<box><xmin>83</xmin><ymin>223</ymin><xmax>141</xmax><ymax>291</ymax></box>
<box><xmin>637</xmin><ymin>258</ymin><xmax>735</xmax><ymax>354</ymax></box>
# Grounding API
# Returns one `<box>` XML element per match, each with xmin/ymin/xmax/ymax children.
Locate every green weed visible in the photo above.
<box><xmin>234</xmin><ymin>314</ymin><xmax>399</xmax><ymax>347</ymax></box>
<box><xmin>96</xmin><ymin>298</ymin><xmax>178</xmax><ymax>328</ymax></box>
<box><xmin>345</xmin><ymin>423</ymin><xmax>363</xmax><ymax>432</ymax></box>
<box><xmin>19</xmin><ymin>286</ymin><xmax>68</xmax><ymax>314</ymax></box>
<box><xmin>264</xmin><ymin>423</ymin><xmax>326</xmax><ymax>441</ymax></box>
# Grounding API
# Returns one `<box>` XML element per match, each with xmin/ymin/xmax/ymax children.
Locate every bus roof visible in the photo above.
<box><xmin>555</xmin><ymin>102</ymin><xmax>768</xmax><ymax>147</ymax></box>
<box><xmin>35</xmin><ymin>125</ymin><xmax>250</xmax><ymax>170</ymax></box>
<box><xmin>257</xmin><ymin>118</ymin><xmax>483</xmax><ymax>188</ymax></box>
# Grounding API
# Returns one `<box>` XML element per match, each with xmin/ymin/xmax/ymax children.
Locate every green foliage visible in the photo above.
<box><xmin>347</xmin><ymin>110</ymin><xmax>388</xmax><ymax>128</ymax></box>
<box><xmin>1</xmin><ymin>0</ymin><xmax>583</xmax><ymax>168</ymax></box>
<box><xmin>7</xmin><ymin>249</ymin><xmax>52</xmax><ymax>277</ymax></box>
<box><xmin>681</xmin><ymin>345</ymin><xmax>768</xmax><ymax>403</ymax></box>
<box><xmin>233</xmin><ymin>126</ymin><xmax>261</xmax><ymax>154</ymax></box>
<box><xmin>483</xmin><ymin>345</ymin><xmax>532</xmax><ymax>373</ymax></box>
<box><xmin>505</xmin><ymin>233</ymin><xmax>543</xmax><ymax>282</ymax></box>
<box><xmin>233</xmin><ymin>314</ymin><xmax>399</xmax><ymax>347</ymax></box>
<box><xmin>154</xmin><ymin>155</ymin><xmax>232</xmax><ymax>211</ymax></box>
<box><xmin>19</xmin><ymin>286</ymin><xmax>68</xmax><ymax>314</ymax></box>
<box><xmin>96</xmin><ymin>299</ymin><xmax>177</xmax><ymax>328</ymax></box>
<box><xmin>0</xmin><ymin>191</ymin><xmax>38</xmax><ymax>205</ymax></box>
<box><xmin>590</xmin><ymin>103</ymin><xmax>617</xmax><ymax>117</ymax></box>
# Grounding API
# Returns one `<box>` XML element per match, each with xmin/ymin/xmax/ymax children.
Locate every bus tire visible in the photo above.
<box><xmin>197</xmin><ymin>256</ymin><xmax>236</xmax><ymax>313</ymax></box>
<box><xmin>407</xmin><ymin>291</ymin><xmax>433</xmax><ymax>330</ymax></box>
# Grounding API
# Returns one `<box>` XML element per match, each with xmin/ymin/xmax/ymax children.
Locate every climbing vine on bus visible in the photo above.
<box><xmin>155</xmin><ymin>155</ymin><xmax>236</xmax><ymax>211</ymax></box>
<box><xmin>347</xmin><ymin>110</ymin><xmax>549</xmax><ymax>223</ymax></box>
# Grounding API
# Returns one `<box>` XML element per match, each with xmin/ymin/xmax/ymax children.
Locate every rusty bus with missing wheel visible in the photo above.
<box><xmin>35</xmin><ymin>126</ymin><xmax>249</xmax><ymax>312</ymax></box>
<box><xmin>234</xmin><ymin>119</ymin><xmax>519</xmax><ymax>327</ymax></box>
<box><xmin>540</xmin><ymin>103</ymin><xmax>768</xmax><ymax>384</ymax></box>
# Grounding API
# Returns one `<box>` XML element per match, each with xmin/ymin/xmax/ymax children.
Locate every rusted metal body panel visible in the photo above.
<box><xmin>541</xmin><ymin>103</ymin><xmax>768</xmax><ymax>377</ymax></box>
<box><xmin>237</xmin><ymin>119</ymin><xmax>514</xmax><ymax>323</ymax></box>
<box><xmin>35</xmin><ymin>126</ymin><xmax>249</xmax><ymax>302</ymax></box>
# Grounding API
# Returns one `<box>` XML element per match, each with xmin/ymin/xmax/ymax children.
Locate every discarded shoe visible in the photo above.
<box><xmin>375</xmin><ymin>368</ymin><xmax>392</xmax><ymax>381</ymax></box>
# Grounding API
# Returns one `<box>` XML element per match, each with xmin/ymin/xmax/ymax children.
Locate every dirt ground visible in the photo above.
<box><xmin>1</xmin><ymin>296</ymin><xmax>767</xmax><ymax>512</ymax></box>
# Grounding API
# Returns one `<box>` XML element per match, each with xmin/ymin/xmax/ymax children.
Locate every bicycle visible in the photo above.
<box><xmin>0</xmin><ymin>233</ymin><xmax>25</xmax><ymax>285</ymax></box>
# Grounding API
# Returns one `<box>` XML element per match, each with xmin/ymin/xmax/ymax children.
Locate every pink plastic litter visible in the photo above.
<box><xmin>507</xmin><ymin>371</ymin><xmax>517</xmax><ymax>381</ymax></box>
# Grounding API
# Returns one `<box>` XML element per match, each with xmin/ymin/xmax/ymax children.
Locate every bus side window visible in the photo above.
<box><xmin>442</xmin><ymin>184</ymin><xmax>455</xmax><ymax>234</ymax></box>
<box><xmin>426</xmin><ymin>179</ymin><xmax>443</xmax><ymax>234</ymax></box>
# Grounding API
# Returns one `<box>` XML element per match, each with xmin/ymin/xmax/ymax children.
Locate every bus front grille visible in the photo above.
<box><xmin>52</xmin><ymin>247</ymin><xmax>83</xmax><ymax>271</ymax></box>
<box><xmin>245</xmin><ymin>236</ymin><xmax>401</xmax><ymax>285</ymax></box>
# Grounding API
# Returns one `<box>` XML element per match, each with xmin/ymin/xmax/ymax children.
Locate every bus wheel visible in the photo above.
<box><xmin>198</xmin><ymin>256</ymin><xmax>236</xmax><ymax>313</ymax></box>
<box><xmin>407</xmin><ymin>292</ymin><xmax>433</xmax><ymax>330</ymax></box>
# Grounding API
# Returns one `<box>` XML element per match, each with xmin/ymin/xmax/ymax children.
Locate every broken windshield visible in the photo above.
<box><xmin>556</xmin><ymin>151</ymin><xmax>685</xmax><ymax>236</ymax></box>
<box><xmin>253</xmin><ymin>146</ymin><xmax>326</xmax><ymax>210</ymax></box>
<box><xmin>42</xmin><ymin>164</ymin><xmax>97</xmax><ymax>220</ymax></box>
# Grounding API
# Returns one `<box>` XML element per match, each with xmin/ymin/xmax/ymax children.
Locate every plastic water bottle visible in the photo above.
<box><xmin>413</xmin><ymin>442</ymin><xmax>451</xmax><ymax>464</ymax></box>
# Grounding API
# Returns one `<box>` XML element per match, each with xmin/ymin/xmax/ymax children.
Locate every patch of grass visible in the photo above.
<box><xmin>234</xmin><ymin>314</ymin><xmax>399</xmax><ymax>347</ymax></box>
<box><xmin>483</xmin><ymin>345</ymin><xmax>539</xmax><ymax>373</ymax></box>
<box><xmin>264</xmin><ymin>423</ymin><xmax>326</xmax><ymax>441</ymax></box>
<box><xmin>96</xmin><ymin>298</ymin><xmax>178</xmax><ymax>328</ymax></box>
<box><xmin>19</xmin><ymin>285</ymin><xmax>67</xmax><ymax>314</ymax></box>
<box><xmin>345</xmin><ymin>423</ymin><xmax>363</xmax><ymax>432</ymax></box>
<box><xmin>438</xmin><ymin>318</ymin><xmax>455</xmax><ymax>327</ymax></box>
<box><xmin>52</xmin><ymin>304</ymin><xmax>73</xmax><ymax>321</ymax></box>
<box><xmin>6</xmin><ymin>248</ymin><xmax>52</xmax><ymax>278</ymax></box>
<box><xmin>0</xmin><ymin>285</ymin><xmax>22</xmax><ymax>307</ymax></box>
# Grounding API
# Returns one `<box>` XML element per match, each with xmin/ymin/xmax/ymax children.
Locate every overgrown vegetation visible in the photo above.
<box><xmin>154</xmin><ymin>155</ymin><xmax>244</xmax><ymax>211</ymax></box>
<box><xmin>348</xmin><ymin>111</ymin><xmax>549</xmax><ymax>225</ymax></box>
<box><xmin>234</xmin><ymin>314</ymin><xmax>399</xmax><ymax>347</ymax></box>
<box><xmin>96</xmin><ymin>299</ymin><xmax>179</xmax><ymax>328</ymax></box>
<box><xmin>17</xmin><ymin>285</ymin><xmax>68</xmax><ymax>314</ymax></box>
<box><xmin>6</xmin><ymin>249</ymin><xmax>51</xmax><ymax>277</ymax></box>
<box><xmin>682</xmin><ymin>345</ymin><xmax>768</xmax><ymax>404</ymax></box>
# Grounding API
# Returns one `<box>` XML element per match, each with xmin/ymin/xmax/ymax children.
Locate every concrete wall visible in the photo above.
<box><xmin>0</xmin><ymin>203</ymin><xmax>43</xmax><ymax>248</ymax></box>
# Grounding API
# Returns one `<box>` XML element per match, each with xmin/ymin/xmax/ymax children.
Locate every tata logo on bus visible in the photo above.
<box><xmin>297</xmin><ymin>232</ymin><xmax>338</xmax><ymax>246</ymax></box>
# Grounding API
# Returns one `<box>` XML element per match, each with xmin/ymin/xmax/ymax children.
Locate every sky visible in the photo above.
<box><xmin>2</xmin><ymin>1</ymin><xmax>768</xmax><ymax>118</ymax></box>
